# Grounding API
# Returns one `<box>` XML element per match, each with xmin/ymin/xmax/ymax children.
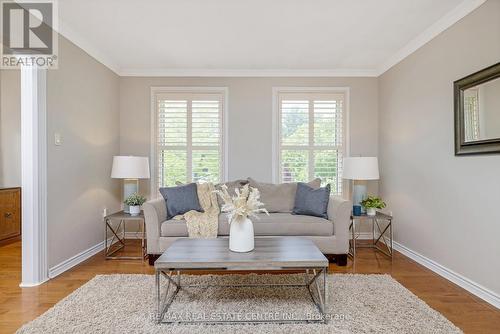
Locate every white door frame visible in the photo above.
<box><xmin>20</xmin><ymin>66</ymin><xmax>48</xmax><ymax>287</ymax></box>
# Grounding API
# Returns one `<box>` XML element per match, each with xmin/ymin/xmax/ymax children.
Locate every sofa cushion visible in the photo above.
<box><xmin>218</xmin><ymin>213</ymin><xmax>333</xmax><ymax>236</ymax></box>
<box><xmin>292</xmin><ymin>182</ymin><xmax>331</xmax><ymax>219</ymax></box>
<box><xmin>159</xmin><ymin>183</ymin><xmax>203</xmax><ymax>220</ymax></box>
<box><xmin>247</xmin><ymin>178</ymin><xmax>321</xmax><ymax>213</ymax></box>
<box><xmin>161</xmin><ymin>219</ymin><xmax>188</xmax><ymax>237</ymax></box>
<box><xmin>161</xmin><ymin>213</ymin><xmax>333</xmax><ymax>237</ymax></box>
<box><xmin>160</xmin><ymin>216</ymin><xmax>231</xmax><ymax>237</ymax></box>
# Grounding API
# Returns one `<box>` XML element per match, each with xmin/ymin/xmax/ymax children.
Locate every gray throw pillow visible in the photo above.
<box><xmin>247</xmin><ymin>178</ymin><xmax>321</xmax><ymax>213</ymax></box>
<box><xmin>214</xmin><ymin>179</ymin><xmax>249</xmax><ymax>207</ymax></box>
<box><xmin>292</xmin><ymin>182</ymin><xmax>331</xmax><ymax>219</ymax></box>
<box><xmin>159</xmin><ymin>183</ymin><xmax>203</xmax><ymax>220</ymax></box>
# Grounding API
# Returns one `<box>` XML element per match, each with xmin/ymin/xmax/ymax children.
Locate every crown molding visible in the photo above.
<box><xmin>118</xmin><ymin>68</ymin><xmax>379</xmax><ymax>77</ymax></box>
<box><xmin>376</xmin><ymin>0</ymin><xmax>487</xmax><ymax>76</ymax></box>
<box><xmin>57</xmin><ymin>18</ymin><xmax>122</xmax><ymax>75</ymax></box>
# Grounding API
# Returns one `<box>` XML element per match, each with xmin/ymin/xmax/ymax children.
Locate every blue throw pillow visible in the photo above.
<box><xmin>159</xmin><ymin>183</ymin><xmax>203</xmax><ymax>220</ymax></box>
<box><xmin>292</xmin><ymin>182</ymin><xmax>331</xmax><ymax>219</ymax></box>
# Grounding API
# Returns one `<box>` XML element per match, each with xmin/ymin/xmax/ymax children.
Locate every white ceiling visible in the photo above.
<box><xmin>57</xmin><ymin>0</ymin><xmax>486</xmax><ymax>76</ymax></box>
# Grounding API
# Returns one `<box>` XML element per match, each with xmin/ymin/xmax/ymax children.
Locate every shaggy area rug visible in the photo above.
<box><xmin>17</xmin><ymin>274</ymin><xmax>462</xmax><ymax>333</ymax></box>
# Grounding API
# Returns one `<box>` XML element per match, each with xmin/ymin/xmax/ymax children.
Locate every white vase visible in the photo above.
<box><xmin>129</xmin><ymin>205</ymin><xmax>140</xmax><ymax>216</ymax></box>
<box><xmin>366</xmin><ymin>207</ymin><xmax>376</xmax><ymax>216</ymax></box>
<box><xmin>229</xmin><ymin>216</ymin><xmax>254</xmax><ymax>252</ymax></box>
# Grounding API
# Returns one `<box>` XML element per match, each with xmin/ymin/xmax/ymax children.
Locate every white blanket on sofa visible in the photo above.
<box><xmin>173</xmin><ymin>182</ymin><xmax>219</xmax><ymax>238</ymax></box>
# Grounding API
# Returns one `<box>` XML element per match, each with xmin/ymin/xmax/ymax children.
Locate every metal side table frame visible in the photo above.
<box><xmin>348</xmin><ymin>212</ymin><xmax>393</xmax><ymax>261</ymax></box>
<box><xmin>104</xmin><ymin>210</ymin><xmax>146</xmax><ymax>260</ymax></box>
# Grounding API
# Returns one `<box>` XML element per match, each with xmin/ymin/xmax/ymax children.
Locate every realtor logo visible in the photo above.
<box><xmin>1</xmin><ymin>0</ymin><xmax>58</xmax><ymax>68</ymax></box>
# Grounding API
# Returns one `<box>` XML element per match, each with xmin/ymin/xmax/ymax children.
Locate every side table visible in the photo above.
<box><xmin>104</xmin><ymin>210</ymin><xmax>146</xmax><ymax>260</ymax></box>
<box><xmin>349</xmin><ymin>212</ymin><xmax>393</xmax><ymax>261</ymax></box>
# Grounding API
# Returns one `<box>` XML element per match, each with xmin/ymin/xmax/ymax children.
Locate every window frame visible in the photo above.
<box><xmin>150</xmin><ymin>87</ymin><xmax>229</xmax><ymax>198</ymax></box>
<box><xmin>272</xmin><ymin>87</ymin><xmax>350</xmax><ymax>196</ymax></box>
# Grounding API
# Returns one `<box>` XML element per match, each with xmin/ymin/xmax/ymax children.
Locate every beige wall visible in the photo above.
<box><xmin>119</xmin><ymin>77</ymin><xmax>379</xmax><ymax>197</ymax></box>
<box><xmin>379</xmin><ymin>0</ymin><xmax>500</xmax><ymax>296</ymax></box>
<box><xmin>47</xmin><ymin>36</ymin><xmax>121</xmax><ymax>268</ymax></box>
<box><xmin>0</xmin><ymin>69</ymin><xmax>21</xmax><ymax>188</ymax></box>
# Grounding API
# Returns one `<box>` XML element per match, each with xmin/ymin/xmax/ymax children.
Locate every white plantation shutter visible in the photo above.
<box><xmin>278</xmin><ymin>91</ymin><xmax>345</xmax><ymax>195</ymax></box>
<box><xmin>192</xmin><ymin>100</ymin><xmax>221</xmax><ymax>182</ymax></box>
<box><xmin>154</xmin><ymin>90</ymin><xmax>225</xmax><ymax>188</ymax></box>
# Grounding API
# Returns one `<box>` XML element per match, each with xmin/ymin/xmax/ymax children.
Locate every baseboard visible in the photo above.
<box><xmin>393</xmin><ymin>241</ymin><xmax>500</xmax><ymax>309</ymax></box>
<box><xmin>48</xmin><ymin>234</ymin><xmax>143</xmax><ymax>279</ymax></box>
<box><xmin>48</xmin><ymin>241</ymin><xmax>105</xmax><ymax>279</ymax></box>
<box><xmin>47</xmin><ymin>232</ymin><xmax>500</xmax><ymax>309</ymax></box>
<box><xmin>19</xmin><ymin>277</ymin><xmax>49</xmax><ymax>287</ymax></box>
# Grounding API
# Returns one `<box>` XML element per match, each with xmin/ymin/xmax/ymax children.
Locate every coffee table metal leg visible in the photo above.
<box><xmin>155</xmin><ymin>270</ymin><xmax>160</xmax><ymax>324</ymax></box>
<box><xmin>157</xmin><ymin>268</ymin><xmax>327</xmax><ymax>324</ymax></box>
<box><xmin>323</xmin><ymin>267</ymin><xmax>327</xmax><ymax>310</ymax></box>
<box><xmin>313</xmin><ymin>269</ymin><xmax>324</xmax><ymax>311</ymax></box>
<box><xmin>157</xmin><ymin>270</ymin><xmax>181</xmax><ymax>323</ymax></box>
<box><xmin>306</xmin><ymin>268</ymin><xmax>327</xmax><ymax>319</ymax></box>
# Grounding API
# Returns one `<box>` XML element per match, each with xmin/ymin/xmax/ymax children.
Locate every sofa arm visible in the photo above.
<box><xmin>143</xmin><ymin>198</ymin><xmax>167</xmax><ymax>254</ymax></box>
<box><xmin>327</xmin><ymin>195</ymin><xmax>352</xmax><ymax>253</ymax></box>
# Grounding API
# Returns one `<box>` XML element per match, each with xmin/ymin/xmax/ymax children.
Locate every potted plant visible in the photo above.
<box><xmin>360</xmin><ymin>196</ymin><xmax>386</xmax><ymax>216</ymax></box>
<box><xmin>124</xmin><ymin>193</ymin><xmax>146</xmax><ymax>216</ymax></box>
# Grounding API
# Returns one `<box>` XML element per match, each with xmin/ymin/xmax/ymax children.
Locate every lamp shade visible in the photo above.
<box><xmin>342</xmin><ymin>157</ymin><xmax>379</xmax><ymax>180</ymax></box>
<box><xmin>111</xmin><ymin>156</ymin><xmax>150</xmax><ymax>179</ymax></box>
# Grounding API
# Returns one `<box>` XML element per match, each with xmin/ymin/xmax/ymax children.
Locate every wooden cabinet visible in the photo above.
<box><xmin>0</xmin><ymin>188</ymin><xmax>21</xmax><ymax>241</ymax></box>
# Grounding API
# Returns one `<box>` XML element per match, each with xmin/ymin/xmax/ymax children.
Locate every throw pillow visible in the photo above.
<box><xmin>214</xmin><ymin>179</ymin><xmax>249</xmax><ymax>207</ymax></box>
<box><xmin>247</xmin><ymin>178</ymin><xmax>321</xmax><ymax>213</ymax></box>
<box><xmin>159</xmin><ymin>183</ymin><xmax>204</xmax><ymax>220</ymax></box>
<box><xmin>292</xmin><ymin>182</ymin><xmax>331</xmax><ymax>219</ymax></box>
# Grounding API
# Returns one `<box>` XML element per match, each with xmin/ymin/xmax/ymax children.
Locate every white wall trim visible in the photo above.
<box><xmin>48</xmin><ymin>240</ymin><xmax>105</xmax><ymax>279</ymax></box>
<box><xmin>376</xmin><ymin>0</ymin><xmax>487</xmax><ymax>76</ymax></box>
<box><xmin>121</xmin><ymin>68</ymin><xmax>379</xmax><ymax>77</ymax></box>
<box><xmin>46</xmin><ymin>232</ymin><xmax>500</xmax><ymax>311</ymax></box>
<box><xmin>20</xmin><ymin>67</ymin><xmax>49</xmax><ymax>287</ymax></box>
<box><xmin>149</xmin><ymin>87</ymin><xmax>229</xmax><ymax>199</ymax></box>
<box><xmin>393</xmin><ymin>241</ymin><xmax>500</xmax><ymax>309</ymax></box>
<box><xmin>352</xmin><ymin>234</ymin><xmax>500</xmax><ymax>309</ymax></box>
<box><xmin>48</xmin><ymin>233</ymin><xmax>145</xmax><ymax>278</ymax></box>
<box><xmin>271</xmin><ymin>87</ymin><xmax>351</xmax><ymax>187</ymax></box>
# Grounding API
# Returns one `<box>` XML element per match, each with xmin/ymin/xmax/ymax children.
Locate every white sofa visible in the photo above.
<box><xmin>143</xmin><ymin>194</ymin><xmax>352</xmax><ymax>265</ymax></box>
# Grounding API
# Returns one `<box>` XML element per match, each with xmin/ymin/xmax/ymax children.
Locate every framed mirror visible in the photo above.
<box><xmin>454</xmin><ymin>62</ymin><xmax>500</xmax><ymax>155</ymax></box>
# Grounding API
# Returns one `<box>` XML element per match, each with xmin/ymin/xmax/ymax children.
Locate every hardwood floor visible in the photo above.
<box><xmin>1</xmin><ymin>240</ymin><xmax>499</xmax><ymax>333</ymax></box>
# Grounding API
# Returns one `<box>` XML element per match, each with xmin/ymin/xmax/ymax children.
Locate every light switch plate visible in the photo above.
<box><xmin>54</xmin><ymin>133</ymin><xmax>62</xmax><ymax>146</ymax></box>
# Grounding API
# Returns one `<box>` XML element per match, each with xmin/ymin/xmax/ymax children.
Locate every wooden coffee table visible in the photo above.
<box><xmin>154</xmin><ymin>237</ymin><xmax>329</xmax><ymax>324</ymax></box>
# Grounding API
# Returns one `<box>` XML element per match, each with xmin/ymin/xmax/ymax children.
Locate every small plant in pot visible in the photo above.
<box><xmin>361</xmin><ymin>196</ymin><xmax>386</xmax><ymax>216</ymax></box>
<box><xmin>124</xmin><ymin>193</ymin><xmax>146</xmax><ymax>216</ymax></box>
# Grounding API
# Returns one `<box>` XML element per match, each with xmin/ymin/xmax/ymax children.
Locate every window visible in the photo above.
<box><xmin>151</xmin><ymin>88</ymin><xmax>227</xmax><ymax>191</ymax></box>
<box><xmin>274</xmin><ymin>88</ymin><xmax>347</xmax><ymax>195</ymax></box>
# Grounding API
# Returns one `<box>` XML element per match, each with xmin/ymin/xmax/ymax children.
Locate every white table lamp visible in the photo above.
<box><xmin>111</xmin><ymin>156</ymin><xmax>150</xmax><ymax>213</ymax></box>
<box><xmin>343</xmin><ymin>157</ymin><xmax>379</xmax><ymax>215</ymax></box>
